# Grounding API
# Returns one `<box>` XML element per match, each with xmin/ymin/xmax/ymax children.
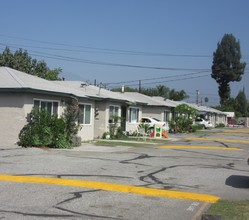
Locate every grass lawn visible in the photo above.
<box><xmin>206</xmin><ymin>200</ymin><xmax>249</xmax><ymax>220</ymax></box>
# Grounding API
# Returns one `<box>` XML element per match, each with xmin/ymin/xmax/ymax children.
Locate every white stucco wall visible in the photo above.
<box><xmin>0</xmin><ymin>93</ymin><xmax>27</xmax><ymax>145</ymax></box>
<box><xmin>142</xmin><ymin>106</ymin><xmax>172</xmax><ymax>122</ymax></box>
<box><xmin>0</xmin><ymin>92</ymin><xmax>97</xmax><ymax>145</ymax></box>
<box><xmin>0</xmin><ymin>93</ymin><xmax>66</xmax><ymax>145</ymax></box>
<box><xmin>94</xmin><ymin>101</ymin><xmax>107</xmax><ymax>138</ymax></box>
<box><xmin>94</xmin><ymin>101</ymin><xmax>123</xmax><ymax>139</ymax></box>
<box><xmin>125</xmin><ymin>105</ymin><xmax>142</xmax><ymax>133</ymax></box>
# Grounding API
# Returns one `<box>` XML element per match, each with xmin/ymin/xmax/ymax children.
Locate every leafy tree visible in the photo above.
<box><xmin>111</xmin><ymin>85</ymin><xmax>188</xmax><ymax>101</ymax></box>
<box><xmin>169</xmin><ymin>89</ymin><xmax>189</xmax><ymax>101</ymax></box>
<box><xmin>62</xmin><ymin>98</ymin><xmax>80</xmax><ymax>144</ymax></box>
<box><xmin>174</xmin><ymin>104</ymin><xmax>198</xmax><ymax>118</ymax></box>
<box><xmin>213</xmin><ymin>98</ymin><xmax>236</xmax><ymax>112</ymax></box>
<box><xmin>235</xmin><ymin>89</ymin><xmax>248</xmax><ymax>117</ymax></box>
<box><xmin>211</xmin><ymin>34</ymin><xmax>246</xmax><ymax>105</ymax></box>
<box><xmin>169</xmin><ymin>104</ymin><xmax>198</xmax><ymax>133</ymax></box>
<box><xmin>0</xmin><ymin>47</ymin><xmax>62</xmax><ymax>80</ymax></box>
<box><xmin>204</xmin><ymin>97</ymin><xmax>209</xmax><ymax>104</ymax></box>
<box><xmin>111</xmin><ymin>86</ymin><xmax>138</xmax><ymax>93</ymax></box>
<box><xmin>141</xmin><ymin>85</ymin><xmax>170</xmax><ymax>98</ymax></box>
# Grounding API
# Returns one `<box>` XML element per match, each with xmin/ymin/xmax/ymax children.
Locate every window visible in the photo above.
<box><xmin>109</xmin><ymin>106</ymin><xmax>119</xmax><ymax>123</ymax></box>
<box><xmin>78</xmin><ymin>104</ymin><xmax>91</xmax><ymax>124</ymax></box>
<box><xmin>33</xmin><ymin>99</ymin><xmax>59</xmax><ymax>115</ymax></box>
<box><xmin>163</xmin><ymin>111</ymin><xmax>170</xmax><ymax>122</ymax></box>
<box><xmin>129</xmin><ymin>107</ymin><xmax>139</xmax><ymax>123</ymax></box>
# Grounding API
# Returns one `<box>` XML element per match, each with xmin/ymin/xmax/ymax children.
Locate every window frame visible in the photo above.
<box><xmin>163</xmin><ymin>110</ymin><xmax>170</xmax><ymax>122</ymax></box>
<box><xmin>129</xmin><ymin>107</ymin><xmax>139</xmax><ymax>123</ymax></box>
<box><xmin>78</xmin><ymin>103</ymin><xmax>92</xmax><ymax>125</ymax></box>
<box><xmin>109</xmin><ymin>105</ymin><xmax>120</xmax><ymax>123</ymax></box>
<box><xmin>33</xmin><ymin>99</ymin><xmax>59</xmax><ymax>116</ymax></box>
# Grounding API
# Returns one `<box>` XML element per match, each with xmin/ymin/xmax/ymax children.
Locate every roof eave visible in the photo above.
<box><xmin>0</xmin><ymin>87</ymin><xmax>76</xmax><ymax>98</ymax></box>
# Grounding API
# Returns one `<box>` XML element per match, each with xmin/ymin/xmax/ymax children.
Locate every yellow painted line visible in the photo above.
<box><xmin>156</xmin><ymin>146</ymin><xmax>242</xmax><ymax>151</ymax></box>
<box><xmin>185</xmin><ymin>137</ymin><xmax>249</xmax><ymax>144</ymax></box>
<box><xmin>0</xmin><ymin>174</ymin><xmax>219</xmax><ymax>203</ymax></box>
<box><xmin>222</xmin><ymin>129</ymin><xmax>249</xmax><ymax>133</ymax></box>
<box><xmin>215</xmin><ymin>133</ymin><xmax>249</xmax><ymax>136</ymax></box>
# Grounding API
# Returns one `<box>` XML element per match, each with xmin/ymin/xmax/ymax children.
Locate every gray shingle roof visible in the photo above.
<box><xmin>117</xmin><ymin>92</ymin><xmax>176</xmax><ymax>107</ymax></box>
<box><xmin>55</xmin><ymin>81</ymin><xmax>141</xmax><ymax>104</ymax></box>
<box><xmin>0</xmin><ymin>67</ymin><xmax>226</xmax><ymax>115</ymax></box>
<box><xmin>0</xmin><ymin>67</ymin><xmax>85</xmax><ymax>97</ymax></box>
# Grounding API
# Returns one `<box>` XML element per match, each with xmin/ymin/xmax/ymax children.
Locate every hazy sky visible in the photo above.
<box><xmin>0</xmin><ymin>0</ymin><xmax>248</xmax><ymax>105</ymax></box>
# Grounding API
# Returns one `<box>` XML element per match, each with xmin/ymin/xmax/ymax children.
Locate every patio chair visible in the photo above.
<box><xmin>136</xmin><ymin>126</ymin><xmax>147</xmax><ymax>141</ymax></box>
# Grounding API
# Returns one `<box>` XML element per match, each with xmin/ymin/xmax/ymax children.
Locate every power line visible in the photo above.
<box><xmin>0</xmin><ymin>34</ymin><xmax>214</xmax><ymax>58</ymax></box>
<box><xmin>107</xmin><ymin>70</ymin><xmax>210</xmax><ymax>85</ymax></box>
<box><xmin>109</xmin><ymin>73</ymin><xmax>210</xmax><ymax>89</ymax></box>
<box><xmin>0</xmin><ymin>44</ymin><xmax>211</xmax><ymax>71</ymax></box>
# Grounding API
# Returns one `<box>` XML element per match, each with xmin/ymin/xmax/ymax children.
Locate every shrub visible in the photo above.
<box><xmin>169</xmin><ymin>104</ymin><xmax>198</xmax><ymax>133</ymax></box>
<box><xmin>18</xmin><ymin>109</ymin><xmax>71</xmax><ymax>148</ymax></box>
<box><xmin>61</xmin><ymin>98</ymin><xmax>80</xmax><ymax>145</ymax></box>
<box><xmin>18</xmin><ymin>98</ymin><xmax>80</xmax><ymax>148</ymax></box>
<box><xmin>195</xmin><ymin>124</ymin><xmax>205</xmax><ymax>130</ymax></box>
<box><xmin>169</xmin><ymin>117</ymin><xmax>194</xmax><ymax>133</ymax></box>
<box><xmin>216</xmin><ymin>123</ymin><xmax>225</xmax><ymax>128</ymax></box>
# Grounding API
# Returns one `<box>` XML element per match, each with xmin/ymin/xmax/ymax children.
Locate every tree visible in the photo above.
<box><xmin>111</xmin><ymin>85</ymin><xmax>188</xmax><ymax>101</ymax></box>
<box><xmin>0</xmin><ymin>47</ymin><xmax>62</xmax><ymax>80</ymax></box>
<box><xmin>169</xmin><ymin>89</ymin><xmax>189</xmax><ymax>101</ymax></box>
<box><xmin>211</xmin><ymin>34</ymin><xmax>246</xmax><ymax>105</ymax></box>
<box><xmin>204</xmin><ymin>97</ymin><xmax>209</xmax><ymax>104</ymax></box>
<box><xmin>169</xmin><ymin>104</ymin><xmax>197</xmax><ymax>133</ymax></box>
<box><xmin>111</xmin><ymin>86</ymin><xmax>138</xmax><ymax>93</ymax></box>
<box><xmin>235</xmin><ymin>89</ymin><xmax>248</xmax><ymax>117</ymax></box>
<box><xmin>141</xmin><ymin>85</ymin><xmax>170</xmax><ymax>98</ymax></box>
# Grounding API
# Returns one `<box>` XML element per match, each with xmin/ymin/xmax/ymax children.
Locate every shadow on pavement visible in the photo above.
<box><xmin>225</xmin><ymin>175</ymin><xmax>249</xmax><ymax>188</ymax></box>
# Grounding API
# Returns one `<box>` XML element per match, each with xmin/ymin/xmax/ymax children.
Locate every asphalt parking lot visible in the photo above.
<box><xmin>0</xmin><ymin>128</ymin><xmax>249</xmax><ymax>220</ymax></box>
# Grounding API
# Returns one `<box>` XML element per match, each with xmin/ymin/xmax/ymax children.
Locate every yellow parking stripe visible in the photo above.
<box><xmin>222</xmin><ymin>129</ymin><xmax>249</xmax><ymax>133</ymax></box>
<box><xmin>215</xmin><ymin>133</ymin><xmax>249</xmax><ymax>136</ymax></box>
<box><xmin>0</xmin><ymin>174</ymin><xmax>219</xmax><ymax>203</ymax></box>
<box><xmin>185</xmin><ymin>137</ymin><xmax>249</xmax><ymax>144</ymax></box>
<box><xmin>156</xmin><ymin>146</ymin><xmax>242</xmax><ymax>150</ymax></box>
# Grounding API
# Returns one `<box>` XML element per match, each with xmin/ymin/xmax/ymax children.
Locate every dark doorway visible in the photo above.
<box><xmin>121</xmin><ymin>106</ymin><xmax>127</xmax><ymax>132</ymax></box>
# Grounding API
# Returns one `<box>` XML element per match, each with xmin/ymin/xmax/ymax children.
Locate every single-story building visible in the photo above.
<box><xmin>0</xmin><ymin>67</ymin><xmax>227</xmax><ymax>145</ymax></box>
<box><xmin>117</xmin><ymin>92</ymin><xmax>175</xmax><ymax>123</ymax></box>
<box><xmin>55</xmin><ymin>81</ymin><xmax>147</xmax><ymax>138</ymax></box>
<box><xmin>0</xmin><ymin>67</ymin><xmax>146</xmax><ymax>143</ymax></box>
<box><xmin>0</xmin><ymin>67</ymin><xmax>95</xmax><ymax>144</ymax></box>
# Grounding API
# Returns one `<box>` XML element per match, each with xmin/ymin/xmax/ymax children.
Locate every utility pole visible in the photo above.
<box><xmin>196</xmin><ymin>90</ymin><xmax>199</xmax><ymax>105</ymax></box>
<box><xmin>139</xmin><ymin>80</ymin><xmax>141</xmax><ymax>93</ymax></box>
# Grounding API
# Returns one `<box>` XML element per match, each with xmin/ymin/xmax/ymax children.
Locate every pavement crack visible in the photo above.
<box><xmin>120</xmin><ymin>153</ymin><xmax>153</xmax><ymax>166</ymax></box>
<box><xmin>139</xmin><ymin>164</ymin><xmax>208</xmax><ymax>189</ymax></box>
<box><xmin>140</xmin><ymin>167</ymin><xmax>167</xmax><ymax>185</ymax></box>
<box><xmin>214</xmin><ymin>141</ymin><xmax>230</xmax><ymax>148</ymax></box>
<box><xmin>56</xmin><ymin>189</ymin><xmax>100</xmax><ymax>205</ymax></box>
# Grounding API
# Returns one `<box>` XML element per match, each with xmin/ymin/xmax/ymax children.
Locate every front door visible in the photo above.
<box><xmin>121</xmin><ymin>106</ymin><xmax>127</xmax><ymax>132</ymax></box>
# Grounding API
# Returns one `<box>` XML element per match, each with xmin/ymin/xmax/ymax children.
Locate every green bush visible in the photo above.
<box><xmin>169</xmin><ymin>104</ymin><xmax>197</xmax><ymax>133</ymax></box>
<box><xmin>18</xmin><ymin>98</ymin><xmax>80</xmax><ymax>148</ymax></box>
<box><xmin>18</xmin><ymin>109</ymin><xmax>71</xmax><ymax>148</ymax></box>
<box><xmin>169</xmin><ymin>117</ymin><xmax>194</xmax><ymax>133</ymax></box>
<box><xmin>195</xmin><ymin>124</ymin><xmax>205</xmax><ymax>130</ymax></box>
<box><xmin>190</xmin><ymin>125</ymin><xmax>197</xmax><ymax>133</ymax></box>
<box><xmin>216</xmin><ymin>123</ymin><xmax>225</xmax><ymax>128</ymax></box>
